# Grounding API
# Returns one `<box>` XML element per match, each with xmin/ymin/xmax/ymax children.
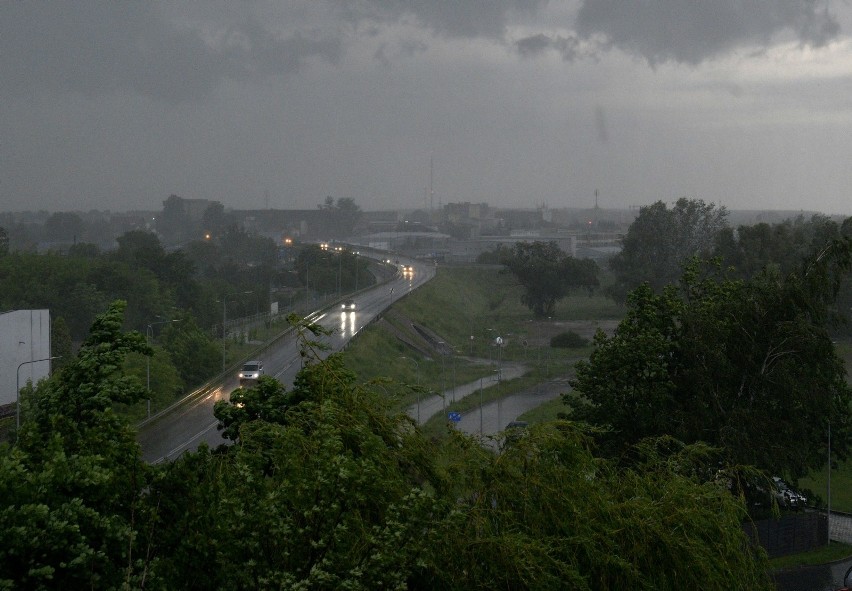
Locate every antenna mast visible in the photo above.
<box><xmin>429</xmin><ymin>152</ymin><xmax>434</xmax><ymax>211</ymax></box>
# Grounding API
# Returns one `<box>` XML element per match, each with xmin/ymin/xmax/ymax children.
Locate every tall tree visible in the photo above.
<box><xmin>3</xmin><ymin>301</ymin><xmax>152</xmax><ymax>589</ymax></box>
<box><xmin>572</xmin><ymin>253</ymin><xmax>852</xmax><ymax>479</ymax></box>
<box><xmin>503</xmin><ymin>241</ymin><xmax>599</xmax><ymax>317</ymax></box>
<box><xmin>609</xmin><ymin>198</ymin><xmax>728</xmax><ymax>302</ymax></box>
<box><xmin>159</xmin><ymin>313</ymin><xmax>220</xmax><ymax>388</ymax></box>
<box><xmin>319</xmin><ymin>196</ymin><xmax>362</xmax><ymax>238</ymax></box>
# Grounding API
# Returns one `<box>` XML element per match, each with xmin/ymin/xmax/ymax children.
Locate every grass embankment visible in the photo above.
<box><xmin>799</xmin><ymin>342</ymin><xmax>852</xmax><ymax>512</ymax></box>
<box><xmin>341</xmin><ymin>265</ymin><xmax>620</xmax><ymax>418</ymax></box>
<box><xmin>769</xmin><ymin>542</ymin><xmax>852</xmax><ymax>571</ymax></box>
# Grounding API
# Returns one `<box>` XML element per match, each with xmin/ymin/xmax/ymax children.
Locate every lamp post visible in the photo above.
<box><xmin>17</xmin><ymin>356</ymin><xmax>60</xmax><ymax>432</ymax></box>
<box><xmin>338</xmin><ymin>251</ymin><xmax>343</xmax><ymax>297</ymax></box>
<box><xmin>437</xmin><ymin>342</ymin><xmax>447</xmax><ymax>410</ymax></box>
<box><xmin>222</xmin><ymin>291</ymin><xmax>253</xmax><ymax>371</ymax></box>
<box><xmin>399</xmin><ymin>356</ymin><xmax>421</xmax><ymax>423</ymax></box>
<box><xmin>354</xmin><ymin>252</ymin><xmax>359</xmax><ymax>291</ymax></box>
<box><xmin>146</xmin><ymin>319</ymin><xmax>179</xmax><ymax>418</ymax></box>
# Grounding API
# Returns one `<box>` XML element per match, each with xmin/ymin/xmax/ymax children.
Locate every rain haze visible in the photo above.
<box><xmin>2</xmin><ymin>1</ymin><xmax>852</xmax><ymax>214</ymax></box>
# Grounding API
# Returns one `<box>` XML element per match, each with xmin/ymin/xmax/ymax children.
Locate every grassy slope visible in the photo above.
<box><xmin>341</xmin><ymin>265</ymin><xmax>620</xmax><ymax>412</ymax></box>
<box><xmin>798</xmin><ymin>342</ymin><xmax>852</xmax><ymax>511</ymax></box>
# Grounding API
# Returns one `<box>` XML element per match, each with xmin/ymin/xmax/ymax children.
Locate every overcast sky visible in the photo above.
<box><xmin>3</xmin><ymin>1</ymin><xmax>852</xmax><ymax>215</ymax></box>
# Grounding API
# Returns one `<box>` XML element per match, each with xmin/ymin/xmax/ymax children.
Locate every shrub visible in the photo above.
<box><xmin>550</xmin><ymin>331</ymin><xmax>588</xmax><ymax>349</ymax></box>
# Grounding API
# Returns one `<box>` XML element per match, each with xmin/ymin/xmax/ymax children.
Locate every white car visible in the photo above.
<box><xmin>238</xmin><ymin>360</ymin><xmax>264</xmax><ymax>385</ymax></box>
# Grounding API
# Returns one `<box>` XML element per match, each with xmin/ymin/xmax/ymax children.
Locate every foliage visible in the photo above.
<box><xmin>156</xmin><ymin>194</ymin><xmax>193</xmax><ymax>246</ymax></box>
<box><xmin>319</xmin><ymin>196</ymin><xmax>362</xmax><ymax>238</ymax></box>
<box><xmin>295</xmin><ymin>244</ymin><xmax>373</xmax><ymax>294</ymax></box>
<box><xmin>503</xmin><ymin>241</ymin><xmax>600</xmax><ymax>317</ymax></box>
<box><xmin>1</xmin><ymin>301</ymin><xmax>152</xmax><ymax>589</ymax></box>
<box><xmin>123</xmin><ymin>348</ymin><xmax>184</xmax><ymax>415</ymax></box>
<box><xmin>550</xmin><ymin>330</ymin><xmax>589</xmax><ymax>348</ymax></box>
<box><xmin>571</xmin><ymin>255</ymin><xmax>852</xmax><ymax>479</ymax></box>
<box><xmin>0</xmin><ymin>226</ymin><xmax>8</xmax><ymax>256</ymax></box>
<box><xmin>475</xmin><ymin>244</ymin><xmax>512</xmax><ymax>264</ymax></box>
<box><xmin>159</xmin><ymin>313</ymin><xmax>221</xmax><ymax>388</ymax></box>
<box><xmin>609</xmin><ymin>198</ymin><xmax>728</xmax><ymax>302</ymax></box>
<box><xmin>213</xmin><ymin>375</ymin><xmax>295</xmax><ymax>443</ymax></box>
<box><xmin>714</xmin><ymin>214</ymin><xmax>852</xmax><ymax>337</ymax></box>
<box><xmin>155</xmin><ymin>343</ymin><xmax>442</xmax><ymax>589</ymax></box>
<box><xmin>50</xmin><ymin>315</ymin><xmax>73</xmax><ymax>370</ymax></box>
<box><xmin>0</xmin><ymin>302</ymin><xmax>772</xmax><ymax>589</ymax></box>
<box><xmin>427</xmin><ymin>425</ymin><xmax>771</xmax><ymax>590</ymax></box>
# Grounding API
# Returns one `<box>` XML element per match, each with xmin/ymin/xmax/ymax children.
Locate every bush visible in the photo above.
<box><xmin>550</xmin><ymin>331</ymin><xmax>588</xmax><ymax>349</ymax></box>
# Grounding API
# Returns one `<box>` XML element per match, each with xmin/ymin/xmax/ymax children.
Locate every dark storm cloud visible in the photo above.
<box><xmin>516</xmin><ymin>33</ymin><xmax>582</xmax><ymax>61</ymax></box>
<box><xmin>334</xmin><ymin>0</ymin><xmax>547</xmax><ymax>39</ymax></box>
<box><xmin>0</xmin><ymin>3</ymin><xmax>340</xmax><ymax>103</ymax></box>
<box><xmin>575</xmin><ymin>0</ymin><xmax>841</xmax><ymax>65</ymax></box>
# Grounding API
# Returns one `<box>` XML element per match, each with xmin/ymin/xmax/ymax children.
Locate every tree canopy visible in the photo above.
<box><xmin>609</xmin><ymin>198</ymin><xmax>728</xmax><ymax>302</ymax></box>
<box><xmin>572</xmin><ymin>252</ymin><xmax>852</xmax><ymax>479</ymax></box>
<box><xmin>0</xmin><ymin>302</ymin><xmax>773</xmax><ymax>589</ymax></box>
<box><xmin>503</xmin><ymin>241</ymin><xmax>599</xmax><ymax>317</ymax></box>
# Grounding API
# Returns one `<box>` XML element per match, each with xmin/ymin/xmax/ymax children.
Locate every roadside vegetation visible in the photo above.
<box><xmin>0</xmin><ymin>303</ymin><xmax>774</xmax><ymax>589</ymax></box>
<box><xmin>340</xmin><ymin>264</ymin><xmax>614</xmax><ymax>414</ymax></box>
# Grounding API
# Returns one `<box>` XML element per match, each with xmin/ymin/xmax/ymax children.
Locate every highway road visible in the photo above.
<box><xmin>137</xmin><ymin>256</ymin><xmax>435</xmax><ymax>463</ymax></box>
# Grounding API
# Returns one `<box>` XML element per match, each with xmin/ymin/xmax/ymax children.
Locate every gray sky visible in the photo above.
<box><xmin>3</xmin><ymin>1</ymin><xmax>852</xmax><ymax>214</ymax></box>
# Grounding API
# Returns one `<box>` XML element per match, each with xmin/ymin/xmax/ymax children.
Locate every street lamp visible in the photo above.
<box><xmin>399</xmin><ymin>356</ymin><xmax>421</xmax><ymax>423</ymax></box>
<box><xmin>222</xmin><ymin>291</ymin><xmax>253</xmax><ymax>371</ymax></box>
<box><xmin>16</xmin><ymin>356</ymin><xmax>60</xmax><ymax>433</ymax></box>
<box><xmin>146</xmin><ymin>318</ymin><xmax>180</xmax><ymax>418</ymax></box>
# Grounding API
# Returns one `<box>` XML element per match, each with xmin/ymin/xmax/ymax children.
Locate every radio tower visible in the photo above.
<box><xmin>429</xmin><ymin>152</ymin><xmax>434</xmax><ymax>211</ymax></box>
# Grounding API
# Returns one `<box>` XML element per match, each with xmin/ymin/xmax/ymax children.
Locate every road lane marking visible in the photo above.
<box><xmin>163</xmin><ymin>420</ymin><xmax>220</xmax><ymax>460</ymax></box>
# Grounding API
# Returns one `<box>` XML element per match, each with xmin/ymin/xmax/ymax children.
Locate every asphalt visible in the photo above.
<box><xmin>405</xmin><ymin>362</ymin><xmax>572</xmax><ymax>439</ymax></box>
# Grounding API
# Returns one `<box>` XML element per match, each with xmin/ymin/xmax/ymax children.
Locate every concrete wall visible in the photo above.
<box><xmin>0</xmin><ymin>310</ymin><xmax>52</xmax><ymax>407</ymax></box>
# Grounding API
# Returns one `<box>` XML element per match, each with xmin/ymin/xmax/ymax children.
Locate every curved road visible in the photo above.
<box><xmin>138</xmin><ymin>256</ymin><xmax>435</xmax><ymax>463</ymax></box>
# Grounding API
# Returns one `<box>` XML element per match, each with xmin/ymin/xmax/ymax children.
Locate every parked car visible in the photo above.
<box><xmin>772</xmin><ymin>476</ymin><xmax>807</xmax><ymax>510</ymax></box>
<box><xmin>238</xmin><ymin>360</ymin><xmax>264</xmax><ymax>385</ymax></box>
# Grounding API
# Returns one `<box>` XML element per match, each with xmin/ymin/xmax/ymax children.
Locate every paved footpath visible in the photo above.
<box><xmin>406</xmin><ymin>361</ymin><xmax>573</xmax><ymax>438</ymax></box>
<box><xmin>406</xmin><ymin>362</ymin><xmax>527</xmax><ymax>425</ymax></box>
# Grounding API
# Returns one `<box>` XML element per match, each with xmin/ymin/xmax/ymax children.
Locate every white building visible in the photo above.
<box><xmin>0</xmin><ymin>310</ymin><xmax>52</xmax><ymax>407</ymax></box>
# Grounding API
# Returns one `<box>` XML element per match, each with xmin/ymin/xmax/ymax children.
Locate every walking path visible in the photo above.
<box><xmin>406</xmin><ymin>362</ymin><xmax>527</xmax><ymax>425</ymax></box>
<box><xmin>405</xmin><ymin>361</ymin><xmax>574</xmax><ymax>440</ymax></box>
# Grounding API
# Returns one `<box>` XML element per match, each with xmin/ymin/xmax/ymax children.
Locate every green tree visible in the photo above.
<box><xmin>214</xmin><ymin>375</ymin><xmax>296</xmax><ymax>443</ymax></box>
<box><xmin>571</xmin><ymin>255</ymin><xmax>852</xmax><ymax>479</ymax></box>
<box><xmin>503</xmin><ymin>241</ymin><xmax>599</xmax><ymax>317</ymax></box>
<box><xmin>157</xmin><ymin>194</ymin><xmax>193</xmax><ymax>245</ymax></box>
<box><xmin>0</xmin><ymin>226</ymin><xmax>8</xmax><ymax>256</ymax></box>
<box><xmin>2</xmin><ymin>301</ymin><xmax>152</xmax><ymax>589</ymax></box>
<box><xmin>200</xmin><ymin>201</ymin><xmax>233</xmax><ymax>240</ymax></box>
<box><xmin>609</xmin><ymin>198</ymin><xmax>728</xmax><ymax>302</ymax></box>
<box><xmin>67</xmin><ymin>242</ymin><xmax>100</xmax><ymax>258</ymax></box>
<box><xmin>152</xmin><ymin>348</ymin><xmax>441</xmax><ymax>589</ymax></box>
<box><xmin>319</xmin><ymin>196</ymin><xmax>362</xmax><ymax>238</ymax></box>
<box><xmin>50</xmin><ymin>315</ymin><xmax>73</xmax><ymax>370</ymax></box>
<box><xmin>428</xmin><ymin>426</ymin><xmax>771</xmax><ymax>590</ymax></box>
<box><xmin>159</xmin><ymin>313</ymin><xmax>220</xmax><ymax>388</ymax></box>
<box><xmin>123</xmin><ymin>348</ymin><xmax>184</xmax><ymax>416</ymax></box>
